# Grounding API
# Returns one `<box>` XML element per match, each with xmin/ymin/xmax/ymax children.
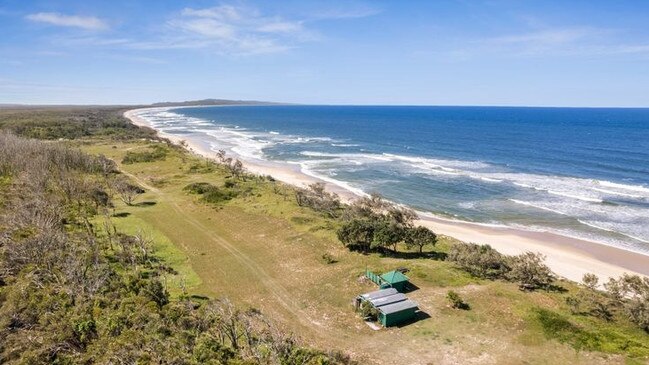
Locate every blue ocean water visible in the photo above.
<box><xmin>135</xmin><ymin>105</ymin><xmax>649</xmax><ymax>254</ymax></box>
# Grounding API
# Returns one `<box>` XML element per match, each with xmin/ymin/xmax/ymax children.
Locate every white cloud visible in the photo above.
<box><xmin>26</xmin><ymin>12</ymin><xmax>108</xmax><ymax>31</ymax></box>
<box><xmin>309</xmin><ymin>5</ymin><xmax>381</xmax><ymax>20</ymax></box>
<box><xmin>472</xmin><ymin>27</ymin><xmax>649</xmax><ymax>58</ymax></box>
<box><xmin>161</xmin><ymin>5</ymin><xmax>311</xmax><ymax>54</ymax></box>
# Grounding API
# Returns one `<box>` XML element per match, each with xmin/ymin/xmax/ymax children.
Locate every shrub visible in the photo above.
<box><xmin>507</xmin><ymin>252</ymin><xmax>555</xmax><ymax>290</ymax></box>
<box><xmin>605</xmin><ymin>274</ymin><xmax>649</xmax><ymax>332</ymax></box>
<box><xmin>321</xmin><ymin>253</ymin><xmax>336</xmax><ymax>264</ymax></box>
<box><xmin>295</xmin><ymin>182</ymin><xmax>341</xmax><ymax>218</ymax></box>
<box><xmin>183</xmin><ymin>182</ymin><xmax>237</xmax><ymax>204</ymax></box>
<box><xmin>359</xmin><ymin>301</ymin><xmax>378</xmax><ymax>321</ymax></box>
<box><xmin>184</xmin><ymin>182</ymin><xmax>218</xmax><ymax>195</ymax></box>
<box><xmin>122</xmin><ymin>145</ymin><xmax>167</xmax><ymax>164</ymax></box>
<box><xmin>446</xmin><ymin>290</ymin><xmax>470</xmax><ymax>310</ymax></box>
<box><xmin>447</xmin><ymin>242</ymin><xmax>510</xmax><ymax>279</ymax></box>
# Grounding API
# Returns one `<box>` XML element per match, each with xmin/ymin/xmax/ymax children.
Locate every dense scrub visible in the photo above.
<box><xmin>0</xmin><ymin>108</ymin><xmax>156</xmax><ymax>140</ymax></box>
<box><xmin>0</xmin><ymin>132</ymin><xmax>351</xmax><ymax>364</ymax></box>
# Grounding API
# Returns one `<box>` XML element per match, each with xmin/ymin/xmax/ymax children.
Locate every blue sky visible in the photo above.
<box><xmin>1</xmin><ymin>0</ymin><xmax>649</xmax><ymax>106</ymax></box>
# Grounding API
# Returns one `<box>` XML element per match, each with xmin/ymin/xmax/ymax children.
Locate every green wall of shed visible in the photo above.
<box><xmin>379</xmin><ymin>308</ymin><xmax>417</xmax><ymax>327</ymax></box>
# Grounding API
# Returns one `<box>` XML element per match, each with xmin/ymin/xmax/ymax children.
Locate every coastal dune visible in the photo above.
<box><xmin>124</xmin><ymin>108</ymin><xmax>649</xmax><ymax>283</ymax></box>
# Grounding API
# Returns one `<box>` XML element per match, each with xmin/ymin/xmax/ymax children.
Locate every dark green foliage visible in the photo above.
<box><xmin>0</xmin><ymin>108</ymin><xmax>156</xmax><ymax>140</ymax></box>
<box><xmin>183</xmin><ymin>182</ymin><xmax>238</xmax><ymax>204</ymax></box>
<box><xmin>122</xmin><ymin>145</ymin><xmax>168</xmax><ymax>164</ymax></box>
<box><xmin>371</xmin><ymin>220</ymin><xmax>404</xmax><ymax>251</ymax></box>
<box><xmin>446</xmin><ymin>290</ymin><xmax>469</xmax><ymax>310</ymax></box>
<box><xmin>336</xmin><ymin>219</ymin><xmax>376</xmax><ymax>252</ymax></box>
<box><xmin>184</xmin><ymin>182</ymin><xmax>219</xmax><ymax>194</ymax></box>
<box><xmin>447</xmin><ymin>242</ymin><xmax>510</xmax><ymax>279</ymax></box>
<box><xmin>404</xmin><ymin>226</ymin><xmax>437</xmax><ymax>253</ymax></box>
<box><xmin>335</xmin><ymin>194</ymin><xmax>426</xmax><ymax>254</ymax></box>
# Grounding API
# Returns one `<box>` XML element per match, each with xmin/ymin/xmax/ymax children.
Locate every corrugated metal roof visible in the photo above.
<box><xmin>381</xmin><ymin>270</ymin><xmax>409</xmax><ymax>284</ymax></box>
<box><xmin>369</xmin><ymin>293</ymin><xmax>407</xmax><ymax>307</ymax></box>
<box><xmin>378</xmin><ymin>299</ymin><xmax>418</xmax><ymax>315</ymax></box>
<box><xmin>360</xmin><ymin>288</ymin><xmax>398</xmax><ymax>301</ymax></box>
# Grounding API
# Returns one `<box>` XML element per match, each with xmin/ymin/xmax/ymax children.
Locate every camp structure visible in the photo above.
<box><xmin>377</xmin><ymin>299</ymin><xmax>419</xmax><ymax>327</ymax></box>
<box><xmin>379</xmin><ymin>270</ymin><xmax>410</xmax><ymax>292</ymax></box>
<box><xmin>354</xmin><ymin>288</ymin><xmax>398</xmax><ymax>309</ymax></box>
<box><xmin>366</xmin><ymin>269</ymin><xmax>411</xmax><ymax>292</ymax></box>
<box><xmin>355</xmin><ymin>288</ymin><xmax>419</xmax><ymax>327</ymax></box>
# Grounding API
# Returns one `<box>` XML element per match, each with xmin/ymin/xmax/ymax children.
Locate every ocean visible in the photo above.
<box><xmin>134</xmin><ymin>105</ymin><xmax>649</xmax><ymax>254</ymax></box>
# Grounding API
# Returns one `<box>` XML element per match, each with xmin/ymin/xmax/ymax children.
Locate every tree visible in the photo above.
<box><xmin>447</xmin><ymin>242</ymin><xmax>510</xmax><ymax>279</ymax></box>
<box><xmin>605</xmin><ymin>274</ymin><xmax>649</xmax><ymax>331</ymax></box>
<box><xmin>582</xmin><ymin>273</ymin><xmax>599</xmax><ymax>290</ymax></box>
<box><xmin>507</xmin><ymin>252</ymin><xmax>555</xmax><ymax>290</ymax></box>
<box><xmin>295</xmin><ymin>182</ymin><xmax>341</xmax><ymax>218</ymax></box>
<box><xmin>371</xmin><ymin>220</ymin><xmax>404</xmax><ymax>252</ymax></box>
<box><xmin>336</xmin><ymin>219</ymin><xmax>375</xmax><ymax>252</ymax></box>
<box><xmin>114</xmin><ymin>179</ymin><xmax>145</xmax><ymax>206</ymax></box>
<box><xmin>404</xmin><ymin>226</ymin><xmax>437</xmax><ymax>253</ymax></box>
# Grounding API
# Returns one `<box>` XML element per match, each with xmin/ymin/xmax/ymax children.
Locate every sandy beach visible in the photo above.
<box><xmin>124</xmin><ymin>107</ymin><xmax>649</xmax><ymax>283</ymax></box>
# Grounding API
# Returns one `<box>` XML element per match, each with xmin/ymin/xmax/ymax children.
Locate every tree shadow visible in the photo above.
<box><xmin>190</xmin><ymin>294</ymin><xmax>210</xmax><ymax>301</ymax></box>
<box><xmin>380</xmin><ymin>250</ymin><xmax>448</xmax><ymax>261</ymax></box>
<box><xmin>545</xmin><ymin>284</ymin><xmax>568</xmax><ymax>293</ymax></box>
<box><xmin>136</xmin><ymin>201</ymin><xmax>157</xmax><ymax>207</ymax></box>
<box><xmin>112</xmin><ymin>212</ymin><xmax>130</xmax><ymax>218</ymax></box>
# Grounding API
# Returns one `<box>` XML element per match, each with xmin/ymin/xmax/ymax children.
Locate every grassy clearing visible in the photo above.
<box><xmin>78</xmin><ymin>139</ymin><xmax>649</xmax><ymax>365</ymax></box>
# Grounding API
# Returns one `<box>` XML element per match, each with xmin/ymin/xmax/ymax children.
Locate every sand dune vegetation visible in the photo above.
<box><xmin>1</xmin><ymin>107</ymin><xmax>648</xmax><ymax>364</ymax></box>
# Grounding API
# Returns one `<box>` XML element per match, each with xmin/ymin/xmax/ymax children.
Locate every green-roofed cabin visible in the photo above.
<box><xmin>379</xmin><ymin>270</ymin><xmax>410</xmax><ymax>292</ymax></box>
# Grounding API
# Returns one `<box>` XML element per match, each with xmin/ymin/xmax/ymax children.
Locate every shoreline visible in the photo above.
<box><xmin>124</xmin><ymin>107</ymin><xmax>649</xmax><ymax>283</ymax></box>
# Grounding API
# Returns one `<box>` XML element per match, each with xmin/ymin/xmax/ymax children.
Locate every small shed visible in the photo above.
<box><xmin>355</xmin><ymin>288</ymin><xmax>398</xmax><ymax>309</ymax></box>
<box><xmin>377</xmin><ymin>299</ymin><xmax>419</xmax><ymax>327</ymax></box>
<box><xmin>369</xmin><ymin>293</ymin><xmax>407</xmax><ymax>308</ymax></box>
<box><xmin>380</xmin><ymin>270</ymin><xmax>410</xmax><ymax>292</ymax></box>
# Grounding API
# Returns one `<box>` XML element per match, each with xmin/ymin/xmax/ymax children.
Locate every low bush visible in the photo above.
<box><xmin>122</xmin><ymin>145</ymin><xmax>167</xmax><ymax>164</ymax></box>
<box><xmin>446</xmin><ymin>290</ymin><xmax>470</xmax><ymax>310</ymax></box>
<box><xmin>447</xmin><ymin>242</ymin><xmax>510</xmax><ymax>279</ymax></box>
<box><xmin>183</xmin><ymin>182</ymin><xmax>237</xmax><ymax>204</ymax></box>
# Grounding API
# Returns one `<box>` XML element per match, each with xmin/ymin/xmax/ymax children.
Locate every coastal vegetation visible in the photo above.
<box><xmin>0</xmin><ymin>106</ymin><xmax>648</xmax><ymax>364</ymax></box>
<box><xmin>0</xmin><ymin>117</ymin><xmax>351</xmax><ymax>364</ymax></box>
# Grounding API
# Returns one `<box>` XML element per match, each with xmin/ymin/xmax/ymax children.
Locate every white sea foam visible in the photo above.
<box><xmin>135</xmin><ymin>107</ymin><xmax>649</xmax><ymax>252</ymax></box>
<box><xmin>508</xmin><ymin>199</ymin><xmax>570</xmax><ymax>216</ymax></box>
<box><xmin>599</xmin><ymin>180</ymin><xmax>649</xmax><ymax>194</ymax></box>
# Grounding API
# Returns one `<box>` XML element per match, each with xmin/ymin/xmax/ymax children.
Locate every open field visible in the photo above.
<box><xmin>78</xmin><ymin>138</ymin><xmax>649</xmax><ymax>365</ymax></box>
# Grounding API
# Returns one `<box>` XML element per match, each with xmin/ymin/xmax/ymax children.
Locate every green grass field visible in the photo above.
<box><xmin>80</xmin><ymin>139</ymin><xmax>649</xmax><ymax>365</ymax></box>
